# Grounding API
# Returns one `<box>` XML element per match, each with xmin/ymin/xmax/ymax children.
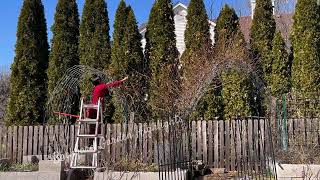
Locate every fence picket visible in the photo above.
<box><xmin>192</xmin><ymin>121</ymin><xmax>196</xmax><ymax>160</ymax></box>
<box><xmin>23</xmin><ymin>126</ymin><xmax>28</xmax><ymax>159</ymax></box>
<box><xmin>219</xmin><ymin>120</ymin><xmax>224</xmax><ymax>168</ymax></box>
<box><xmin>213</xmin><ymin>121</ymin><xmax>218</xmax><ymax>167</ymax></box>
<box><xmin>33</xmin><ymin>126</ymin><xmax>39</xmax><ymax>156</ymax></box>
<box><xmin>7</xmin><ymin>127</ymin><xmax>12</xmax><ymax>160</ymax></box>
<box><xmin>27</xmin><ymin>126</ymin><xmax>33</xmax><ymax>156</ymax></box>
<box><xmin>208</xmin><ymin>121</ymin><xmax>213</xmax><ymax>166</ymax></box>
<box><xmin>38</xmin><ymin>126</ymin><xmax>43</xmax><ymax>158</ymax></box>
<box><xmin>17</xmin><ymin>126</ymin><xmax>23</xmax><ymax>162</ymax></box>
<box><xmin>225</xmin><ymin>120</ymin><xmax>230</xmax><ymax>171</ymax></box>
<box><xmin>12</xmin><ymin>126</ymin><xmax>17</xmax><ymax>163</ymax></box>
<box><xmin>3</xmin><ymin>127</ymin><xmax>7</xmax><ymax>158</ymax></box>
<box><xmin>202</xmin><ymin>121</ymin><xmax>207</xmax><ymax>164</ymax></box>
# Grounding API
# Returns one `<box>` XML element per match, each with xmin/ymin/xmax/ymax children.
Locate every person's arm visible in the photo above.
<box><xmin>105</xmin><ymin>77</ymin><xmax>128</xmax><ymax>88</ymax></box>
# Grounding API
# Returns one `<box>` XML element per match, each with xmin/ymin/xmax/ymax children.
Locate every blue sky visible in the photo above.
<box><xmin>0</xmin><ymin>0</ymin><xmax>253</xmax><ymax>72</ymax></box>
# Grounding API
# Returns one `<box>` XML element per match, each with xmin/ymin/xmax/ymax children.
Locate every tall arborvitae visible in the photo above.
<box><xmin>47</xmin><ymin>0</ymin><xmax>79</xmax><ymax>94</ymax></box>
<box><xmin>6</xmin><ymin>0</ymin><xmax>49</xmax><ymax>125</ymax></box>
<box><xmin>216</xmin><ymin>5</ymin><xmax>255</xmax><ymax>119</ymax></box>
<box><xmin>111</xmin><ymin>6</ymin><xmax>147</xmax><ymax>122</ymax></box>
<box><xmin>184</xmin><ymin>0</ymin><xmax>211</xmax><ymax>51</ymax></box>
<box><xmin>270</xmin><ymin>31</ymin><xmax>291</xmax><ymax>97</ymax></box>
<box><xmin>291</xmin><ymin>0</ymin><xmax>320</xmax><ymax>97</ymax></box>
<box><xmin>79</xmin><ymin>0</ymin><xmax>112</xmax><ymax>122</ymax></box>
<box><xmin>181</xmin><ymin>0</ymin><xmax>220</xmax><ymax>120</ymax></box>
<box><xmin>145</xmin><ymin>0</ymin><xmax>180</xmax><ymax>119</ymax></box>
<box><xmin>79</xmin><ymin>0</ymin><xmax>111</xmax><ymax>70</ymax></box>
<box><xmin>110</xmin><ymin>0</ymin><xmax>128</xmax><ymax>78</ymax></box>
<box><xmin>250</xmin><ymin>0</ymin><xmax>276</xmax><ymax>85</ymax></box>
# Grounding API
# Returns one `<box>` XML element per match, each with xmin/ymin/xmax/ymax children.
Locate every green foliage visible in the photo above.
<box><xmin>215</xmin><ymin>5</ymin><xmax>255</xmax><ymax>119</ymax></box>
<box><xmin>214</xmin><ymin>5</ymin><xmax>239</xmax><ymax>43</ymax></box>
<box><xmin>79</xmin><ymin>0</ymin><xmax>112</xmax><ymax>122</ymax></box>
<box><xmin>291</xmin><ymin>0</ymin><xmax>320</xmax><ymax>97</ymax></box>
<box><xmin>47</xmin><ymin>0</ymin><xmax>79</xmax><ymax>94</ymax></box>
<box><xmin>221</xmin><ymin>69</ymin><xmax>254</xmax><ymax>119</ymax></box>
<box><xmin>79</xmin><ymin>0</ymin><xmax>111</xmax><ymax>70</ymax></box>
<box><xmin>184</xmin><ymin>0</ymin><xmax>211</xmax><ymax>50</ymax></box>
<box><xmin>110</xmin><ymin>0</ymin><xmax>128</xmax><ymax>78</ymax></box>
<box><xmin>181</xmin><ymin>0</ymin><xmax>216</xmax><ymax>120</ymax></box>
<box><xmin>145</xmin><ymin>0</ymin><xmax>180</xmax><ymax>119</ymax></box>
<box><xmin>269</xmin><ymin>31</ymin><xmax>291</xmax><ymax>97</ymax></box>
<box><xmin>111</xmin><ymin>5</ymin><xmax>147</xmax><ymax>122</ymax></box>
<box><xmin>250</xmin><ymin>0</ymin><xmax>276</xmax><ymax>85</ymax></box>
<box><xmin>6</xmin><ymin>0</ymin><xmax>49</xmax><ymax>125</ymax></box>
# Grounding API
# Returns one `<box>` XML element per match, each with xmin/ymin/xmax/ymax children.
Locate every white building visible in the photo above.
<box><xmin>139</xmin><ymin>2</ymin><xmax>216</xmax><ymax>56</ymax></box>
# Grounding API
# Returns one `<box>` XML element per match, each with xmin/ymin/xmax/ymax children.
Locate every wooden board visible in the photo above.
<box><xmin>7</xmin><ymin>127</ymin><xmax>12</xmax><ymax>160</ymax></box>
<box><xmin>225</xmin><ymin>120</ymin><xmax>230</xmax><ymax>170</ymax></box>
<box><xmin>219</xmin><ymin>120</ymin><xmax>224</xmax><ymax>168</ymax></box>
<box><xmin>17</xmin><ymin>126</ymin><xmax>23</xmax><ymax>163</ymax></box>
<box><xmin>202</xmin><ymin>121</ymin><xmax>207</xmax><ymax>164</ymax></box>
<box><xmin>23</xmin><ymin>126</ymin><xmax>28</xmax><ymax>159</ymax></box>
<box><xmin>28</xmin><ymin>126</ymin><xmax>33</xmax><ymax>156</ymax></box>
<box><xmin>197</xmin><ymin>121</ymin><xmax>202</xmax><ymax>161</ymax></box>
<box><xmin>38</xmin><ymin>126</ymin><xmax>43</xmax><ymax>159</ymax></box>
<box><xmin>33</xmin><ymin>126</ymin><xmax>39</xmax><ymax>155</ymax></box>
<box><xmin>43</xmin><ymin>126</ymin><xmax>48</xmax><ymax>159</ymax></box>
<box><xmin>208</xmin><ymin>121</ymin><xmax>213</xmax><ymax>166</ymax></box>
<box><xmin>213</xmin><ymin>120</ymin><xmax>219</xmax><ymax>167</ymax></box>
<box><xmin>143</xmin><ymin>123</ymin><xmax>148</xmax><ymax>163</ymax></box>
<box><xmin>191</xmin><ymin>121</ymin><xmax>196</xmax><ymax>160</ymax></box>
<box><xmin>2</xmin><ymin>127</ymin><xmax>7</xmax><ymax>158</ymax></box>
<box><xmin>230</xmin><ymin>120</ymin><xmax>235</xmax><ymax>171</ymax></box>
<box><xmin>12</xmin><ymin>126</ymin><xmax>17</xmax><ymax>163</ymax></box>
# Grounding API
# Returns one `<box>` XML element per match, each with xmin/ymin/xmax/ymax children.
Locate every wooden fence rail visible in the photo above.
<box><xmin>0</xmin><ymin>118</ymin><xmax>319</xmax><ymax>169</ymax></box>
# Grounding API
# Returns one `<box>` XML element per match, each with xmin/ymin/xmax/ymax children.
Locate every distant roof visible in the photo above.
<box><xmin>239</xmin><ymin>13</ymin><xmax>293</xmax><ymax>44</ymax></box>
<box><xmin>213</xmin><ymin>13</ymin><xmax>293</xmax><ymax>44</ymax></box>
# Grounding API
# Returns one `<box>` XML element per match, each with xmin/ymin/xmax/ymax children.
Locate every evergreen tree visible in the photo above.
<box><xmin>270</xmin><ymin>31</ymin><xmax>291</xmax><ymax>97</ymax></box>
<box><xmin>111</xmin><ymin>6</ymin><xmax>147</xmax><ymax>122</ymax></box>
<box><xmin>180</xmin><ymin>0</ymin><xmax>220</xmax><ymax>120</ymax></box>
<box><xmin>79</xmin><ymin>0</ymin><xmax>112</xmax><ymax>122</ymax></box>
<box><xmin>47</xmin><ymin>0</ymin><xmax>79</xmax><ymax>94</ymax></box>
<box><xmin>291</xmin><ymin>0</ymin><xmax>320</xmax><ymax>97</ymax></box>
<box><xmin>6</xmin><ymin>0</ymin><xmax>49</xmax><ymax>125</ymax></box>
<box><xmin>79</xmin><ymin>0</ymin><xmax>111</xmax><ymax>70</ymax></box>
<box><xmin>216</xmin><ymin>5</ymin><xmax>255</xmax><ymax>119</ymax></box>
<box><xmin>250</xmin><ymin>0</ymin><xmax>276</xmax><ymax>85</ymax></box>
<box><xmin>145</xmin><ymin>0</ymin><xmax>180</xmax><ymax>119</ymax></box>
<box><xmin>110</xmin><ymin>0</ymin><xmax>128</xmax><ymax>78</ymax></box>
<box><xmin>184</xmin><ymin>0</ymin><xmax>211</xmax><ymax>51</ymax></box>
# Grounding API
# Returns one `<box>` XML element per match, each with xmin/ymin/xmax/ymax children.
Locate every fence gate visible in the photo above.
<box><xmin>157</xmin><ymin>119</ymin><xmax>193</xmax><ymax>180</ymax></box>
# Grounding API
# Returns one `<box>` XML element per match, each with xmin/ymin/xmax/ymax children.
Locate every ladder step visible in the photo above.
<box><xmin>83</xmin><ymin>104</ymin><xmax>99</xmax><ymax>109</ymax></box>
<box><xmin>74</xmin><ymin>149</ymin><xmax>99</xmax><ymax>153</ymax></box>
<box><xmin>77</xmin><ymin>134</ymin><xmax>97</xmax><ymax>138</ymax></box>
<box><xmin>78</xmin><ymin>118</ymin><xmax>99</xmax><ymax>123</ymax></box>
<box><xmin>70</xmin><ymin>166</ymin><xmax>97</xmax><ymax>169</ymax></box>
<box><xmin>77</xmin><ymin>134</ymin><xmax>104</xmax><ymax>138</ymax></box>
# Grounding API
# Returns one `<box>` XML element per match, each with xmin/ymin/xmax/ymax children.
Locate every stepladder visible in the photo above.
<box><xmin>70</xmin><ymin>98</ymin><xmax>104</xmax><ymax>169</ymax></box>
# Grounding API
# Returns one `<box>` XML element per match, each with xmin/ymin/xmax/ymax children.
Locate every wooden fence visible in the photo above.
<box><xmin>0</xmin><ymin>118</ymin><xmax>319</xmax><ymax>170</ymax></box>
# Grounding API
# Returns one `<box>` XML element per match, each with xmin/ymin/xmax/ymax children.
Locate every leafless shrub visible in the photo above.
<box><xmin>0</xmin><ymin>73</ymin><xmax>10</xmax><ymax>124</ymax></box>
<box><xmin>274</xmin><ymin>135</ymin><xmax>320</xmax><ymax>164</ymax></box>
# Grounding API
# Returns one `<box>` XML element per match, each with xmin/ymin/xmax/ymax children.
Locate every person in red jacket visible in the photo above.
<box><xmin>91</xmin><ymin>76</ymin><xmax>128</xmax><ymax>108</ymax></box>
<box><xmin>87</xmin><ymin>76</ymin><xmax>128</xmax><ymax>138</ymax></box>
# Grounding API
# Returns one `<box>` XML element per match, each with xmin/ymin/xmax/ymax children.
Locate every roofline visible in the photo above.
<box><xmin>173</xmin><ymin>2</ymin><xmax>188</xmax><ymax>10</ymax></box>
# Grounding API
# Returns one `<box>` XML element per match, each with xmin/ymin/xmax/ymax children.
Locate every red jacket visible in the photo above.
<box><xmin>91</xmin><ymin>79</ymin><xmax>126</xmax><ymax>105</ymax></box>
